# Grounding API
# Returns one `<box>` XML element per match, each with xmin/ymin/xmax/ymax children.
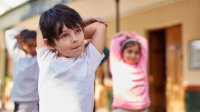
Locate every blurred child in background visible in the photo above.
<box><xmin>109</xmin><ymin>32</ymin><xmax>150</xmax><ymax>112</ymax></box>
<box><xmin>5</xmin><ymin>29</ymin><xmax>39</xmax><ymax>112</ymax></box>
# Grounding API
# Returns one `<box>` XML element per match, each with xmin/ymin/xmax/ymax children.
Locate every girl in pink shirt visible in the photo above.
<box><xmin>110</xmin><ymin>32</ymin><xmax>150</xmax><ymax>112</ymax></box>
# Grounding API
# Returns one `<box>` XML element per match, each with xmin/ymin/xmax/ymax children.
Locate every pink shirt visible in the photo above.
<box><xmin>110</xmin><ymin>32</ymin><xmax>150</xmax><ymax>110</ymax></box>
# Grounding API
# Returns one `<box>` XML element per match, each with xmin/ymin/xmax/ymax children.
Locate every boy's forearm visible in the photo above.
<box><xmin>86</xmin><ymin>22</ymin><xmax>107</xmax><ymax>53</ymax></box>
<box><xmin>84</xmin><ymin>22</ymin><xmax>106</xmax><ymax>39</ymax></box>
<box><xmin>83</xmin><ymin>17</ymin><xmax>107</xmax><ymax>40</ymax></box>
<box><xmin>84</xmin><ymin>22</ymin><xmax>96</xmax><ymax>39</ymax></box>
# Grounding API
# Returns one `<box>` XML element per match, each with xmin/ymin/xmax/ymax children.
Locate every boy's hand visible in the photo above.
<box><xmin>83</xmin><ymin>17</ymin><xmax>108</xmax><ymax>27</ymax></box>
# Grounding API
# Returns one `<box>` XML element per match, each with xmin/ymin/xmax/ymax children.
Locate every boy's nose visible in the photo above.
<box><xmin>72</xmin><ymin>36</ymin><xmax>78</xmax><ymax>43</ymax></box>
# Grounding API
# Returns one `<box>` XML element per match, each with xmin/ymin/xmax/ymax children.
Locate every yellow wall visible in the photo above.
<box><xmin>14</xmin><ymin>16</ymin><xmax>40</xmax><ymax>30</ymax></box>
<box><xmin>13</xmin><ymin>0</ymin><xmax>200</xmax><ymax>85</ymax></box>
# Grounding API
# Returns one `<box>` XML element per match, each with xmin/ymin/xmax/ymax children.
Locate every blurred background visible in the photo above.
<box><xmin>0</xmin><ymin>0</ymin><xmax>200</xmax><ymax>112</ymax></box>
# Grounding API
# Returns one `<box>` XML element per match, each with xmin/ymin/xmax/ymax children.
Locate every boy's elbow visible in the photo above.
<box><xmin>97</xmin><ymin>23</ymin><xmax>107</xmax><ymax>36</ymax></box>
<box><xmin>95</xmin><ymin>22</ymin><xmax>107</xmax><ymax>30</ymax></box>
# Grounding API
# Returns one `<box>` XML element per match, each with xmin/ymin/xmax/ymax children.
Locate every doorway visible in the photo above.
<box><xmin>149</xmin><ymin>29</ymin><xmax>166</xmax><ymax>112</ymax></box>
<box><xmin>148</xmin><ymin>24</ymin><xmax>184</xmax><ymax>112</ymax></box>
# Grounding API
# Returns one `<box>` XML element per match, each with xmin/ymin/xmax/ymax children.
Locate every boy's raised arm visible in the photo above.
<box><xmin>84</xmin><ymin>18</ymin><xmax>107</xmax><ymax>53</ymax></box>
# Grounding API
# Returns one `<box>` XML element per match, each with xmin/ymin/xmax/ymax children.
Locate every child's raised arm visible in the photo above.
<box><xmin>110</xmin><ymin>33</ymin><xmax>128</xmax><ymax>61</ymax></box>
<box><xmin>5</xmin><ymin>28</ymin><xmax>24</xmax><ymax>59</ymax></box>
<box><xmin>83</xmin><ymin>17</ymin><xmax>107</xmax><ymax>53</ymax></box>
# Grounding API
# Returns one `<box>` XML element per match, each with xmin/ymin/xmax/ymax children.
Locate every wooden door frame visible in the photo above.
<box><xmin>146</xmin><ymin>24</ymin><xmax>184</xmax><ymax>112</ymax></box>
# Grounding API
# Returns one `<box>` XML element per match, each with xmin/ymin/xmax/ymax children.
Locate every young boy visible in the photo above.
<box><xmin>5</xmin><ymin>29</ymin><xmax>39</xmax><ymax>112</ymax></box>
<box><xmin>37</xmin><ymin>4</ymin><xmax>107</xmax><ymax>112</ymax></box>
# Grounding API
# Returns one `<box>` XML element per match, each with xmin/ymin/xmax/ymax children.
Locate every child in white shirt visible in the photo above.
<box><xmin>37</xmin><ymin>4</ymin><xmax>107</xmax><ymax>112</ymax></box>
<box><xmin>5</xmin><ymin>29</ymin><xmax>39</xmax><ymax>112</ymax></box>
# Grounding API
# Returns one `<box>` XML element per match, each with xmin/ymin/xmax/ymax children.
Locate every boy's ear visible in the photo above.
<box><xmin>43</xmin><ymin>38</ymin><xmax>55</xmax><ymax>50</ymax></box>
<box><xmin>43</xmin><ymin>38</ymin><xmax>48</xmax><ymax>45</ymax></box>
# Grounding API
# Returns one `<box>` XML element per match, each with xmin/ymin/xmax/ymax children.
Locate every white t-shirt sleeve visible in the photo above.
<box><xmin>85</xmin><ymin>43</ymin><xmax>105</xmax><ymax>71</ymax></box>
<box><xmin>36</xmin><ymin>47</ymin><xmax>56</xmax><ymax>68</ymax></box>
<box><xmin>5</xmin><ymin>28</ymin><xmax>24</xmax><ymax>59</ymax></box>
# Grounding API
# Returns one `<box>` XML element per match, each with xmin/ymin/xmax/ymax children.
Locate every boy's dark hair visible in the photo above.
<box><xmin>22</xmin><ymin>30</ymin><xmax>36</xmax><ymax>43</ymax></box>
<box><xmin>39</xmin><ymin>4</ymin><xmax>83</xmax><ymax>46</ymax></box>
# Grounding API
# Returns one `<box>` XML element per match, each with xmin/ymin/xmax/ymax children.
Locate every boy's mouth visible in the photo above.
<box><xmin>72</xmin><ymin>45</ymin><xmax>80</xmax><ymax>50</ymax></box>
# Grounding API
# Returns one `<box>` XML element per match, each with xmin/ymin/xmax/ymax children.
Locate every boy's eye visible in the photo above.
<box><xmin>61</xmin><ymin>33</ymin><xmax>69</xmax><ymax>38</ymax></box>
<box><xmin>75</xmin><ymin>29</ymin><xmax>82</xmax><ymax>33</ymax></box>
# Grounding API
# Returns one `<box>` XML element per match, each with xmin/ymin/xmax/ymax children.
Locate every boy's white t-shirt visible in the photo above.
<box><xmin>36</xmin><ymin>43</ymin><xmax>104</xmax><ymax>112</ymax></box>
<box><xmin>5</xmin><ymin>29</ymin><xmax>39</xmax><ymax>102</ymax></box>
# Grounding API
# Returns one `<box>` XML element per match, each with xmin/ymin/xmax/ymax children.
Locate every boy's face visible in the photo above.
<box><xmin>122</xmin><ymin>44</ymin><xmax>141</xmax><ymax>65</ymax></box>
<box><xmin>53</xmin><ymin>25</ymin><xmax>85</xmax><ymax>57</ymax></box>
<box><xmin>22</xmin><ymin>39</ymin><xmax>37</xmax><ymax>56</ymax></box>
